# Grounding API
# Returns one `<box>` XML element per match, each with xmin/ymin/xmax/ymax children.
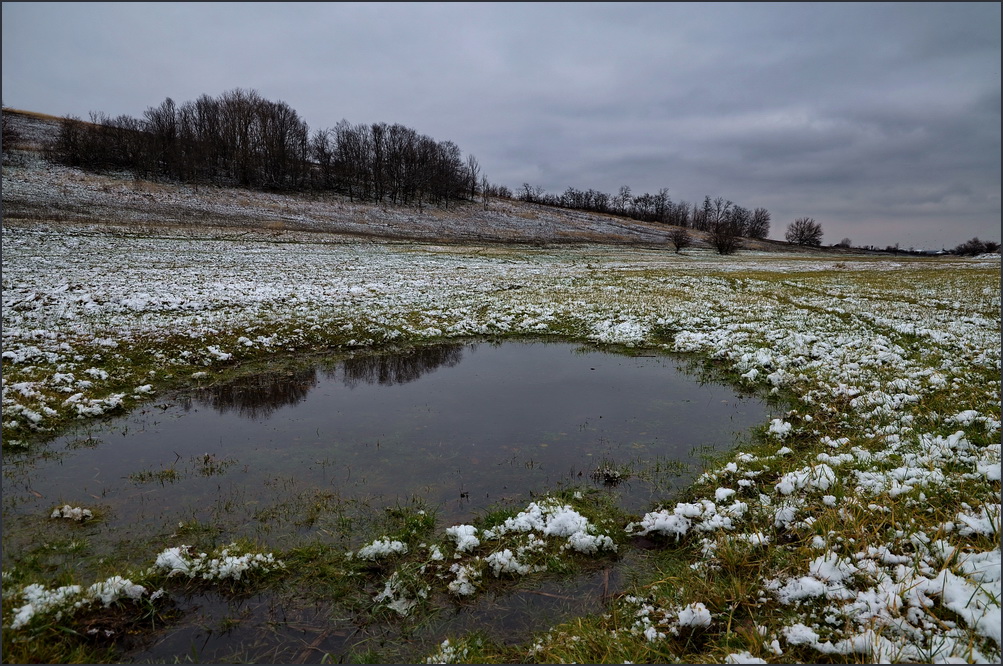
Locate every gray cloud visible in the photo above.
<box><xmin>3</xmin><ymin>2</ymin><xmax>999</xmax><ymax>249</ymax></box>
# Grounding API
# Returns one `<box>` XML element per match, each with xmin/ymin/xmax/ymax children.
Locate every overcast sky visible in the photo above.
<box><xmin>3</xmin><ymin>2</ymin><xmax>1000</xmax><ymax>249</ymax></box>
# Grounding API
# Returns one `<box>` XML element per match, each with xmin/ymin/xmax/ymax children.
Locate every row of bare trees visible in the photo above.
<box><xmin>312</xmin><ymin>120</ymin><xmax>475</xmax><ymax>208</ymax></box>
<box><xmin>48</xmin><ymin>89</ymin><xmax>478</xmax><ymax>207</ymax></box>
<box><xmin>517</xmin><ymin>184</ymin><xmax>771</xmax><ymax>241</ymax></box>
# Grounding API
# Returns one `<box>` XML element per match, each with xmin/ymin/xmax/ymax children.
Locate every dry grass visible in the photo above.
<box><xmin>3</xmin><ymin>107</ymin><xmax>67</xmax><ymax>123</ymax></box>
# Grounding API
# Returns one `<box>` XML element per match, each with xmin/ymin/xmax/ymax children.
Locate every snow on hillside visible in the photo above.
<box><xmin>2</xmin><ymin>110</ymin><xmax>699</xmax><ymax>246</ymax></box>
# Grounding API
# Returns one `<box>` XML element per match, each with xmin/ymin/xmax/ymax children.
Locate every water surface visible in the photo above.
<box><xmin>2</xmin><ymin>339</ymin><xmax>774</xmax><ymax>661</ymax></box>
<box><xmin>4</xmin><ymin>340</ymin><xmax>769</xmax><ymax>543</ymax></box>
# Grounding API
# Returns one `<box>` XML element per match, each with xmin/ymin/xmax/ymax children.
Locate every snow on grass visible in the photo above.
<box><xmin>4</xmin><ymin>542</ymin><xmax>282</xmax><ymax>633</ymax></box>
<box><xmin>351</xmin><ymin>538</ymin><xmax>409</xmax><ymax>561</ymax></box>
<box><xmin>49</xmin><ymin>505</ymin><xmax>93</xmax><ymax>521</ymax></box>
<box><xmin>2</xmin><ymin>220</ymin><xmax>999</xmax><ymax>662</ymax></box>
<box><xmin>435</xmin><ymin>497</ymin><xmax>619</xmax><ymax>599</ymax></box>
<box><xmin>7</xmin><ymin>576</ymin><xmax>148</xmax><ymax>630</ymax></box>
<box><xmin>152</xmin><ymin>543</ymin><xmax>284</xmax><ymax>580</ymax></box>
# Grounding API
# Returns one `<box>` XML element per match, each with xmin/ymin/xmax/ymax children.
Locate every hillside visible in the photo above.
<box><xmin>2</xmin><ymin>108</ymin><xmax>798</xmax><ymax>250</ymax></box>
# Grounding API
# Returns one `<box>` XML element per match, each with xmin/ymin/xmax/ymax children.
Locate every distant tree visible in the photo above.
<box><xmin>655</xmin><ymin>188</ymin><xmax>671</xmax><ymax>223</ymax></box>
<box><xmin>465</xmin><ymin>154</ymin><xmax>480</xmax><ymax>200</ymax></box>
<box><xmin>666</xmin><ymin>200</ymin><xmax>690</xmax><ymax>227</ymax></box>
<box><xmin>311</xmin><ymin>128</ymin><xmax>335</xmax><ymax>190</ymax></box>
<box><xmin>616</xmin><ymin>185</ymin><xmax>632</xmax><ymax>215</ymax></box>
<box><xmin>835</xmin><ymin>237</ymin><xmax>852</xmax><ymax>248</ymax></box>
<box><xmin>728</xmin><ymin>205</ymin><xmax>752</xmax><ymax>237</ymax></box>
<box><xmin>631</xmin><ymin>192</ymin><xmax>658</xmax><ymax>221</ymax></box>
<box><xmin>50</xmin><ymin>115</ymin><xmax>86</xmax><ymax>166</ymax></box>
<box><xmin>668</xmin><ymin>227</ymin><xmax>692</xmax><ymax>254</ymax></box>
<box><xmin>710</xmin><ymin>219</ymin><xmax>742</xmax><ymax>255</ymax></box>
<box><xmin>481</xmin><ymin>174</ymin><xmax>490</xmax><ymax>210</ymax></box>
<box><xmin>560</xmin><ymin>186</ymin><xmax>583</xmax><ymax>209</ymax></box>
<box><xmin>691</xmin><ymin>201</ymin><xmax>707</xmax><ymax>231</ymax></box>
<box><xmin>519</xmin><ymin>183</ymin><xmax>545</xmax><ymax>203</ymax></box>
<box><xmin>952</xmin><ymin>237</ymin><xmax>998</xmax><ymax>256</ymax></box>
<box><xmin>592</xmin><ymin>189</ymin><xmax>610</xmax><ymax>213</ymax></box>
<box><xmin>785</xmin><ymin>217</ymin><xmax>823</xmax><ymax>247</ymax></box>
<box><xmin>747</xmin><ymin>208</ymin><xmax>771</xmax><ymax>239</ymax></box>
<box><xmin>710</xmin><ymin>196</ymin><xmax>732</xmax><ymax>226</ymax></box>
<box><xmin>490</xmin><ymin>184</ymin><xmax>512</xmax><ymax>199</ymax></box>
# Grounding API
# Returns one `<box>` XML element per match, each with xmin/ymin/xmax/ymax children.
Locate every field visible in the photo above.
<box><xmin>2</xmin><ymin>116</ymin><xmax>1001</xmax><ymax>662</ymax></box>
<box><xmin>2</xmin><ymin>216</ymin><xmax>999</xmax><ymax>663</ymax></box>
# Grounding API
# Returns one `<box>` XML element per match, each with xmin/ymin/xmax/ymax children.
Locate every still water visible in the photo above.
<box><xmin>3</xmin><ymin>339</ymin><xmax>774</xmax><ymax>661</ymax></box>
<box><xmin>4</xmin><ymin>340</ymin><xmax>770</xmax><ymax>543</ymax></box>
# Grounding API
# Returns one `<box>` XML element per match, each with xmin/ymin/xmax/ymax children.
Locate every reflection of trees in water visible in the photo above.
<box><xmin>339</xmin><ymin>344</ymin><xmax>465</xmax><ymax>388</ymax></box>
<box><xmin>191</xmin><ymin>344</ymin><xmax>467</xmax><ymax>419</ymax></box>
<box><xmin>195</xmin><ymin>367</ymin><xmax>319</xmax><ymax>419</ymax></box>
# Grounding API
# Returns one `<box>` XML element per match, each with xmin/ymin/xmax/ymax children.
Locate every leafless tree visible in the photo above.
<box><xmin>668</xmin><ymin>227</ymin><xmax>692</xmax><ymax>254</ymax></box>
<box><xmin>465</xmin><ymin>154</ymin><xmax>480</xmax><ymax>200</ymax></box>
<box><xmin>747</xmin><ymin>207</ymin><xmax>771</xmax><ymax>239</ymax></box>
<box><xmin>953</xmin><ymin>237</ymin><xmax>999</xmax><ymax>256</ymax></box>
<box><xmin>616</xmin><ymin>185</ymin><xmax>632</xmax><ymax>215</ymax></box>
<box><xmin>710</xmin><ymin>219</ymin><xmax>742</xmax><ymax>255</ymax></box>
<box><xmin>728</xmin><ymin>205</ymin><xmax>752</xmax><ymax>236</ymax></box>
<box><xmin>311</xmin><ymin>128</ymin><xmax>335</xmax><ymax>190</ymax></box>
<box><xmin>785</xmin><ymin>217</ymin><xmax>824</xmax><ymax>246</ymax></box>
<box><xmin>519</xmin><ymin>183</ymin><xmax>545</xmax><ymax>203</ymax></box>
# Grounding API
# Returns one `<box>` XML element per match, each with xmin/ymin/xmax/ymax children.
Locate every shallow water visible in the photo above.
<box><xmin>2</xmin><ymin>339</ymin><xmax>772</xmax><ymax>661</ymax></box>
<box><xmin>3</xmin><ymin>340</ymin><xmax>769</xmax><ymax>542</ymax></box>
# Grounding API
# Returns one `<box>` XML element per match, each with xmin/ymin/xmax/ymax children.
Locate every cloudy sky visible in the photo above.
<box><xmin>3</xmin><ymin>2</ymin><xmax>1000</xmax><ymax>249</ymax></box>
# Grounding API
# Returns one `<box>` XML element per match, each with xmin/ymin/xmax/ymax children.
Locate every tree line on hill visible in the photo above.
<box><xmin>517</xmin><ymin>183</ymin><xmax>771</xmax><ymax>253</ymax></box>
<box><xmin>46</xmin><ymin>88</ymin><xmax>481</xmax><ymax>209</ymax></box>
<box><xmin>517</xmin><ymin>183</ymin><xmax>771</xmax><ymax>238</ymax></box>
<box><xmin>7</xmin><ymin>97</ymin><xmax>998</xmax><ymax>257</ymax></box>
<box><xmin>38</xmin><ymin>88</ymin><xmax>774</xmax><ymax>251</ymax></box>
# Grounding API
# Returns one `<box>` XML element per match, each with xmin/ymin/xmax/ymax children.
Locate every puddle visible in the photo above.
<box><xmin>4</xmin><ymin>340</ymin><xmax>769</xmax><ymax>535</ymax></box>
<box><xmin>2</xmin><ymin>339</ymin><xmax>773</xmax><ymax>661</ymax></box>
<box><xmin>124</xmin><ymin>563</ymin><xmax>627</xmax><ymax>663</ymax></box>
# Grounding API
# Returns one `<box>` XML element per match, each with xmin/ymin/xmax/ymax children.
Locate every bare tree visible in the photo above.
<box><xmin>835</xmin><ymin>237</ymin><xmax>852</xmax><ymax>248</ymax></box>
<box><xmin>785</xmin><ymin>217</ymin><xmax>824</xmax><ymax>246</ymax></box>
<box><xmin>666</xmin><ymin>200</ymin><xmax>690</xmax><ymax>227</ymax></box>
<box><xmin>953</xmin><ymin>237</ymin><xmax>999</xmax><ymax>256</ymax></box>
<box><xmin>728</xmin><ymin>205</ymin><xmax>752</xmax><ymax>237</ymax></box>
<box><xmin>311</xmin><ymin>128</ymin><xmax>335</xmax><ymax>190</ymax></box>
<box><xmin>710</xmin><ymin>219</ymin><xmax>742</xmax><ymax>255</ymax></box>
<box><xmin>747</xmin><ymin>208</ymin><xmax>771</xmax><ymax>239</ymax></box>
<box><xmin>465</xmin><ymin>154</ymin><xmax>480</xmax><ymax>200</ymax></box>
<box><xmin>655</xmin><ymin>188</ymin><xmax>671</xmax><ymax>223</ymax></box>
<box><xmin>691</xmin><ymin>201</ymin><xmax>707</xmax><ymax>231</ymax></box>
<box><xmin>43</xmin><ymin>87</ymin><xmax>478</xmax><ymax>209</ymax></box>
<box><xmin>519</xmin><ymin>183</ymin><xmax>545</xmax><ymax>203</ymax></box>
<box><xmin>616</xmin><ymin>185</ymin><xmax>632</xmax><ymax>215</ymax></box>
<box><xmin>668</xmin><ymin>227</ymin><xmax>692</xmax><ymax>254</ymax></box>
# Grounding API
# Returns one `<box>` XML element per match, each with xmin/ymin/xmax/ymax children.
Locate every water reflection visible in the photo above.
<box><xmin>191</xmin><ymin>344</ymin><xmax>467</xmax><ymax>418</ymax></box>
<box><xmin>192</xmin><ymin>367</ymin><xmax>319</xmax><ymax>419</ymax></box>
<box><xmin>340</xmin><ymin>343</ymin><xmax>464</xmax><ymax>388</ymax></box>
<box><xmin>2</xmin><ymin>340</ymin><xmax>776</xmax><ymax>665</ymax></box>
<box><xmin>4</xmin><ymin>340</ymin><xmax>772</xmax><ymax>541</ymax></box>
